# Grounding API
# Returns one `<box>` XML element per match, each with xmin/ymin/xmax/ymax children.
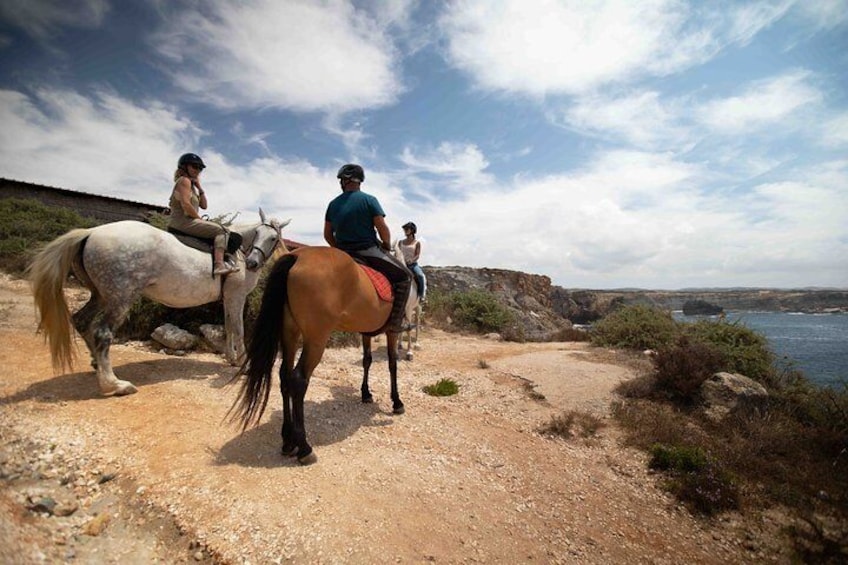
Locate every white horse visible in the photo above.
<box><xmin>28</xmin><ymin>209</ymin><xmax>289</xmax><ymax>396</ymax></box>
<box><xmin>393</xmin><ymin>241</ymin><xmax>424</xmax><ymax>361</ymax></box>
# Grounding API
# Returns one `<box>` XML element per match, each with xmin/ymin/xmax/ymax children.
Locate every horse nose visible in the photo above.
<box><xmin>246</xmin><ymin>258</ymin><xmax>259</xmax><ymax>271</ymax></box>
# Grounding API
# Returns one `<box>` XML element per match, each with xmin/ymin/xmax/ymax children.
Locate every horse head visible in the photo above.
<box><xmin>242</xmin><ymin>208</ymin><xmax>291</xmax><ymax>271</ymax></box>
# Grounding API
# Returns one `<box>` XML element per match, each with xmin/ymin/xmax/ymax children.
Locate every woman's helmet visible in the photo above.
<box><xmin>178</xmin><ymin>153</ymin><xmax>206</xmax><ymax>170</ymax></box>
<box><xmin>402</xmin><ymin>221</ymin><xmax>417</xmax><ymax>234</ymax></box>
<box><xmin>337</xmin><ymin>163</ymin><xmax>364</xmax><ymax>182</ymax></box>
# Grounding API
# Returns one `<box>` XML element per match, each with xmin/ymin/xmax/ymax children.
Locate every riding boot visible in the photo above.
<box><xmin>387</xmin><ymin>278</ymin><xmax>412</xmax><ymax>332</ymax></box>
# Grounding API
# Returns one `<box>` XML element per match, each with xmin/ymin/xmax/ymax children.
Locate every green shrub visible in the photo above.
<box><xmin>590</xmin><ymin>304</ymin><xmax>678</xmax><ymax>350</ymax></box>
<box><xmin>649</xmin><ymin>443</ymin><xmax>739</xmax><ymax>515</ymax></box>
<box><xmin>423</xmin><ymin>378</ymin><xmax>460</xmax><ymax>397</ymax></box>
<box><xmin>684</xmin><ymin>319</ymin><xmax>775</xmax><ymax>386</ymax></box>
<box><xmin>653</xmin><ymin>336</ymin><xmax>727</xmax><ymax>403</ymax></box>
<box><xmin>0</xmin><ymin>198</ymin><xmax>99</xmax><ymax>274</ymax></box>
<box><xmin>427</xmin><ymin>288</ymin><xmax>514</xmax><ymax>335</ymax></box>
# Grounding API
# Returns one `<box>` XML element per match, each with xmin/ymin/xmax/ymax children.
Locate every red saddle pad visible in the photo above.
<box><xmin>359</xmin><ymin>264</ymin><xmax>393</xmax><ymax>302</ymax></box>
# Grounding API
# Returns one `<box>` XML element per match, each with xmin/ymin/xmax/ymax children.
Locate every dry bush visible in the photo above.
<box><xmin>539</xmin><ymin>410</ymin><xmax>606</xmax><ymax>439</ymax></box>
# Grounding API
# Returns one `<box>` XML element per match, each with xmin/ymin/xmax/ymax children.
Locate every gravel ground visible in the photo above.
<box><xmin>0</xmin><ymin>275</ymin><xmax>791</xmax><ymax>563</ymax></box>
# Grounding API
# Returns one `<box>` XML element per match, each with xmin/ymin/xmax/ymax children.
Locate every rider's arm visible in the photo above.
<box><xmin>175</xmin><ymin>177</ymin><xmax>202</xmax><ymax>219</ymax></box>
<box><xmin>373</xmin><ymin>215</ymin><xmax>391</xmax><ymax>251</ymax></box>
<box><xmin>411</xmin><ymin>241</ymin><xmax>421</xmax><ymax>263</ymax></box>
<box><xmin>323</xmin><ymin>220</ymin><xmax>337</xmax><ymax>247</ymax></box>
<box><xmin>193</xmin><ymin>178</ymin><xmax>208</xmax><ymax>210</ymax></box>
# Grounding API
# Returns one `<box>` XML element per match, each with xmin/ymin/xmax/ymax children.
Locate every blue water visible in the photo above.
<box><xmin>675</xmin><ymin>312</ymin><xmax>848</xmax><ymax>389</ymax></box>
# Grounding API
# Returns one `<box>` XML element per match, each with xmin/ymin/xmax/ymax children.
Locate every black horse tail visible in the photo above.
<box><xmin>228</xmin><ymin>253</ymin><xmax>298</xmax><ymax>431</ymax></box>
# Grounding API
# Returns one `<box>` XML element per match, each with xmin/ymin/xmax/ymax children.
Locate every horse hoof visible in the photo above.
<box><xmin>405</xmin><ymin>353</ymin><xmax>414</xmax><ymax>361</ymax></box>
<box><xmin>103</xmin><ymin>382</ymin><xmax>138</xmax><ymax>397</ymax></box>
<box><xmin>298</xmin><ymin>452</ymin><xmax>318</xmax><ymax>465</ymax></box>
<box><xmin>362</xmin><ymin>395</ymin><xmax>374</xmax><ymax>404</ymax></box>
<box><xmin>393</xmin><ymin>405</ymin><xmax>405</xmax><ymax>415</ymax></box>
<box><xmin>281</xmin><ymin>445</ymin><xmax>298</xmax><ymax>457</ymax></box>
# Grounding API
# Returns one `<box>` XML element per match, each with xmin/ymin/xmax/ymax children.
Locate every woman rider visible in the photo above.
<box><xmin>168</xmin><ymin>153</ymin><xmax>238</xmax><ymax>276</ymax></box>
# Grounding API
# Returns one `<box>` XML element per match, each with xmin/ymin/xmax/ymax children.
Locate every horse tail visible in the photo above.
<box><xmin>229</xmin><ymin>253</ymin><xmax>298</xmax><ymax>430</ymax></box>
<box><xmin>26</xmin><ymin>228</ymin><xmax>93</xmax><ymax>372</ymax></box>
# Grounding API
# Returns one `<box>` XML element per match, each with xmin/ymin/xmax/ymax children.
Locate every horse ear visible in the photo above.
<box><xmin>259</xmin><ymin>208</ymin><xmax>266</xmax><ymax>223</ymax></box>
<box><xmin>279</xmin><ymin>218</ymin><xmax>292</xmax><ymax>228</ymax></box>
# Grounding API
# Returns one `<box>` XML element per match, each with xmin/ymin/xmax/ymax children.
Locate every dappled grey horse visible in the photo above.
<box><xmin>28</xmin><ymin>209</ymin><xmax>289</xmax><ymax>396</ymax></box>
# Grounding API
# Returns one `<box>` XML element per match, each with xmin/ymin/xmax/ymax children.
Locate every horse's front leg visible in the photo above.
<box><xmin>385</xmin><ymin>332</ymin><xmax>405</xmax><ymax>414</ymax></box>
<box><xmin>222</xmin><ymin>290</ymin><xmax>247</xmax><ymax>365</ymax></box>
<box><xmin>361</xmin><ymin>334</ymin><xmax>374</xmax><ymax>403</ymax></box>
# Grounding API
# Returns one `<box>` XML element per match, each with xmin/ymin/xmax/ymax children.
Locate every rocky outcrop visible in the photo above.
<box><xmin>423</xmin><ymin>266</ymin><xmax>848</xmax><ymax>335</ymax></box>
<box><xmin>699</xmin><ymin>372</ymin><xmax>769</xmax><ymax>421</ymax></box>
<box><xmin>682</xmin><ymin>299</ymin><xmax>724</xmax><ymax>316</ymax></box>
<box><xmin>424</xmin><ymin>266</ymin><xmax>572</xmax><ymax>341</ymax></box>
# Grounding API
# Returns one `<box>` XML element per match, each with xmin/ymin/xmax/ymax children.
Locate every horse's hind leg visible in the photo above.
<box><xmin>361</xmin><ymin>335</ymin><xmax>374</xmax><ymax>403</ymax></box>
<box><xmin>385</xmin><ymin>332</ymin><xmax>405</xmax><ymax>415</ymax></box>
<box><xmin>72</xmin><ymin>296</ymin><xmax>103</xmax><ymax>369</ymax></box>
<box><xmin>75</xmin><ymin>298</ymin><xmax>136</xmax><ymax>397</ymax></box>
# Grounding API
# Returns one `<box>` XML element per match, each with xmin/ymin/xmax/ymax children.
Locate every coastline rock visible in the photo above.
<box><xmin>699</xmin><ymin>372</ymin><xmax>768</xmax><ymax>421</ymax></box>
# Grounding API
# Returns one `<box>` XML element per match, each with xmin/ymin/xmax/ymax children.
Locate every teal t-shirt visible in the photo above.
<box><xmin>325</xmin><ymin>190</ymin><xmax>385</xmax><ymax>251</ymax></box>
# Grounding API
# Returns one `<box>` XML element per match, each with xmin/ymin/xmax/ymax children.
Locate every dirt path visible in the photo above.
<box><xmin>0</xmin><ymin>275</ymin><xmax>786</xmax><ymax>563</ymax></box>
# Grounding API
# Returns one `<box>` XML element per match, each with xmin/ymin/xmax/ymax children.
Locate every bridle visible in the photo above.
<box><xmin>244</xmin><ymin>221</ymin><xmax>281</xmax><ymax>267</ymax></box>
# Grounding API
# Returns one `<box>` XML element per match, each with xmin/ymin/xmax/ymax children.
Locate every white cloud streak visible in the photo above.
<box><xmin>150</xmin><ymin>0</ymin><xmax>407</xmax><ymax>113</ymax></box>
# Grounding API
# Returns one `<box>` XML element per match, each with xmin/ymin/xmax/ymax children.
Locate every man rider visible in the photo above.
<box><xmin>323</xmin><ymin>163</ymin><xmax>412</xmax><ymax>332</ymax></box>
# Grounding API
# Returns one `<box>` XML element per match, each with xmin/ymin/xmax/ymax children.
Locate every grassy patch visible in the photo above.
<box><xmin>539</xmin><ymin>410</ymin><xmax>606</xmax><ymax>439</ymax></box>
<box><xmin>423</xmin><ymin>378</ymin><xmax>460</xmax><ymax>397</ymax></box>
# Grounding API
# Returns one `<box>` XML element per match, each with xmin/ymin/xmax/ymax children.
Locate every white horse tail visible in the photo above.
<box><xmin>27</xmin><ymin>228</ymin><xmax>93</xmax><ymax>372</ymax></box>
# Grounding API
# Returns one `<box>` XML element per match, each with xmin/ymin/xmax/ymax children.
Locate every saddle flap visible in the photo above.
<box><xmin>359</xmin><ymin>264</ymin><xmax>393</xmax><ymax>302</ymax></box>
<box><xmin>167</xmin><ymin>228</ymin><xmax>212</xmax><ymax>253</ymax></box>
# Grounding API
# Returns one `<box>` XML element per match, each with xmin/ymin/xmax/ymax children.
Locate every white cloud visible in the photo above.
<box><xmin>555</xmin><ymin>89</ymin><xmax>690</xmax><ymax>149</ymax></box>
<box><xmin>821</xmin><ymin>112</ymin><xmax>848</xmax><ymax>148</ymax></box>
<box><xmin>150</xmin><ymin>0</ymin><xmax>406</xmax><ymax>113</ymax></box>
<box><xmin>0</xmin><ymin>87</ymin><xmax>199</xmax><ymax>200</ymax></box>
<box><xmin>438</xmin><ymin>0</ymin><xmax>790</xmax><ymax>96</ymax></box>
<box><xmin>0</xmin><ymin>0</ymin><xmax>109</xmax><ymax>40</ymax></box>
<box><xmin>697</xmin><ymin>70</ymin><xmax>822</xmax><ymax>133</ymax></box>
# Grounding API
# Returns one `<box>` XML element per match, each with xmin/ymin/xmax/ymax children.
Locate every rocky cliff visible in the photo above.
<box><xmin>424</xmin><ymin>266</ymin><xmax>848</xmax><ymax>328</ymax></box>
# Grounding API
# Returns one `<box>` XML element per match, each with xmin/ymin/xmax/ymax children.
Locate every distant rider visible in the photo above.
<box><xmin>399</xmin><ymin>221</ymin><xmax>427</xmax><ymax>302</ymax></box>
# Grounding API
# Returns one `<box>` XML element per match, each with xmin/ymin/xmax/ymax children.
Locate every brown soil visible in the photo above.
<box><xmin>0</xmin><ymin>274</ymin><xmax>789</xmax><ymax>564</ymax></box>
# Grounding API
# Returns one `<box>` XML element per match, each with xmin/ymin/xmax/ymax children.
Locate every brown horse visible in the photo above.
<box><xmin>229</xmin><ymin>246</ymin><xmax>413</xmax><ymax>465</ymax></box>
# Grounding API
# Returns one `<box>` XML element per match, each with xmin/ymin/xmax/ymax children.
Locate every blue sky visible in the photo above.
<box><xmin>1</xmin><ymin>0</ymin><xmax>846</xmax><ymax>289</ymax></box>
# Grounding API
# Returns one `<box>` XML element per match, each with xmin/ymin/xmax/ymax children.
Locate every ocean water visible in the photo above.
<box><xmin>676</xmin><ymin>311</ymin><xmax>848</xmax><ymax>388</ymax></box>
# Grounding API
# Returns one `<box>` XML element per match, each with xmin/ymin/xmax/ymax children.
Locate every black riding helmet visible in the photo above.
<box><xmin>178</xmin><ymin>153</ymin><xmax>206</xmax><ymax>170</ymax></box>
<box><xmin>337</xmin><ymin>163</ymin><xmax>364</xmax><ymax>182</ymax></box>
<box><xmin>402</xmin><ymin>222</ymin><xmax>417</xmax><ymax>234</ymax></box>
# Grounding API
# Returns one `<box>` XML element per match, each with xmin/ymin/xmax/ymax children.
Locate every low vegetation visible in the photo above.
<box><xmin>0</xmin><ymin>198</ymin><xmax>98</xmax><ymax>274</ymax></box>
<box><xmin>425</xmin><ymin>288</ymin><xmax>515</xmax><ymax>335</ymax></box>
<box><xmin>423</xmin><ymin>378</ymin><xmax>460</xmax><ymax>397</ymax></box>
<box><xmin>538</xmin><ymin>410</ymin><xmax>605</xmax><ymax>440</ymax></box>
<box><xmin>597</xmin><ymin>304</ymin><xmax>847</xmax><ymax>560</ymax></box>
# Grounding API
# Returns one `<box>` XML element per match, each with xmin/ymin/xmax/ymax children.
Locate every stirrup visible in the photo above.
<box><xmin>213</xmin><ymin>262</ymin><xmax>240</xmax><ymax>276</ymax></box>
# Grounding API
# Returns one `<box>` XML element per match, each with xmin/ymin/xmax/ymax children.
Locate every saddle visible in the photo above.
<box><xmin>167</xmin><ymin>228</ymin><xmax>243</xmax><ymax>256</ymax></box>
<box><xmin>359</xmin><ymin>264</ymin><xmax>393</xmax><ymax>302</ymax></box>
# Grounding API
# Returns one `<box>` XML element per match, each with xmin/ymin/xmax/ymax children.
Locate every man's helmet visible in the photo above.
<box><xmin>337</xmin><ymin>163</ymin><xmax>364</xmax><ymax>182</ymax></box>
<box><xmin>178</xmin><ymin>153</ymin><xmax>206</xmax><ymax>170</ymax></box>
<box><xmin>402</xmin><ymin>222</ymin><xmax>417</xmax><ymax>234</ymax></box>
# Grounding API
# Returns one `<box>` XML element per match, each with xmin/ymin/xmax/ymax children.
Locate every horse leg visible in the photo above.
<box><xmin>72</xmin><ymin>297</ymin><xmax>137</xmax><ymax>396</ymax></box>
<box><xmin>222</xmin><ymin>288</ymin><xmax>247</xmax><ymax>365</ymax></box>
<box><xmin>288</xmin><ymin>334</ymin><xmax>327</xmax><ymax>466</ymax></box>
<box><xmin>385</xmin><ymin>332</ymin><xmax>405</xmax><ymax>414</ymax></box>
<box><xmin>72</xmin><ymin>296</ymin><xmax>102</xmax><ymax>369</ymax></box>
<box><xmin>361</xmin><ymin>335</ymin><xmax>374</xmax><ymax>403</ymax></box>
<box><xmin>279</xmin><ymin>364</ymin><xmax>297</xmax><ymax>457</ymax></box>
<box><xmin>279</xmin><ymin>317</ymin><xmax>300</xmax><ymax>457</ymax></box>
